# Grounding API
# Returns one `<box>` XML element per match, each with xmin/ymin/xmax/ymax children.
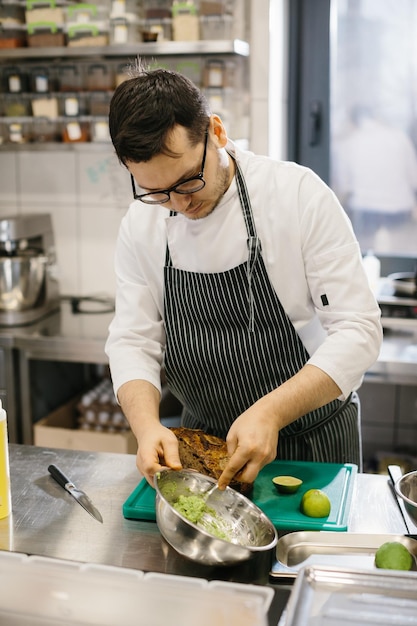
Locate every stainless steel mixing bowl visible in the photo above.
<box><xmin>154</xmin><ymin>469</ymin><xmax>278</xmax><ymax>566</ymax></box>
<box><xmin>395</xmin><ymin>470</ymin><xmax>417</xmax><ymax>526</ymax></box>
<box><xmin>0</xmin><ymin>255</ymin><xmax>47</xmax><ymax>311</ymax></box>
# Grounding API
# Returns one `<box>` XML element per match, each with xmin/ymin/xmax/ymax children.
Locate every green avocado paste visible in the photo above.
<box><xmin>173</xmin><ymin>494</ymin><xmax>207</xmax><ymax>524</ymax></box>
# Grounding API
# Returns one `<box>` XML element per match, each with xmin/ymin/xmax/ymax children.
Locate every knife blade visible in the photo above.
<box><xmin>48</xmin><ymin>464</ymin><xmax>103</xmax><ymax>523</ymax></box>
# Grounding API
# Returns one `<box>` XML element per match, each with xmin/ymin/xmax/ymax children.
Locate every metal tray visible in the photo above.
<box><xmin>283</xmin><ymin>565</ymin><xmax>417</xmax><ymax>626</ymax></box>
<box><xmin>270</xmin><ymin>532</ymin><xmax>417</xmax><ymax>580</ymax></box>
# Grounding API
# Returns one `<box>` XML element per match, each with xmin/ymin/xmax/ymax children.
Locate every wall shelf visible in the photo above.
<box><xmin>0</xmin><ymin>39</ymin><xmax>249</xmax><ymax>61</ymax></box>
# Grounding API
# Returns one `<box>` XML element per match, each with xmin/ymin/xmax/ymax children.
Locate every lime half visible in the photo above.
<box><xmin>272</xmin><ymin>475</ymin><xmax>303</xmax><ymax>494</ymax></box>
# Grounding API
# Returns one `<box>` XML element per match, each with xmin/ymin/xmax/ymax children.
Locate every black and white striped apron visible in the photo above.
<box><xmin>163</xmin><ymin>159</ymin><xmax>360</xmax><ymax>467</ymax></box>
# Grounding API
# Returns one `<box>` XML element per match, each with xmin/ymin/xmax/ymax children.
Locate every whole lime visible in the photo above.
<box><xmin>272</xmin><ymin>475</ymin><xmax>303</xmax><ymax>494</ymax></box>
<box><xmin>300</xmin><ymin>488</ymin><xmax>331</xmax><ymax>518</ymax></box>
<box><xmin>374</xmin><ymin>541</ymin><xmax>414</xmax><ymax>571</ymax></box>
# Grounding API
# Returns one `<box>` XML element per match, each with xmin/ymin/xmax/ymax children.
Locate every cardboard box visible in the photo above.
<box><xmin>34</xmin><ymin>395</ymin><xmax>137</xmax><ymax>454</ymax></box>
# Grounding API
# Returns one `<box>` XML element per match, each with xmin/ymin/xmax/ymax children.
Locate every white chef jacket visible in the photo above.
<box><xmin>105</xmin><ymin>142</ymin><xmax>382</xmax><ymax>401</ymax></box>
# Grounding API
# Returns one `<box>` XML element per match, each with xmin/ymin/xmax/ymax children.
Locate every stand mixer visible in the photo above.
<box><xmin>0</xmin><ymin>213</ymin><xmax>60</xmax><ymax>326</ymax></box>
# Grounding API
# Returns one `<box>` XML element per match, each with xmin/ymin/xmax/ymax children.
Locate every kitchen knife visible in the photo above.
<box><xmin>48</xmin><ymin>464</ymin><xmax>103</xmax><ymax>523</ymax></box>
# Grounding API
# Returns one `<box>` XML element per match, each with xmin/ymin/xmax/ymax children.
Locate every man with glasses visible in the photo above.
<box><xmin>106</xmin><ymin>62</ymin><xmax>382</xmax><ymax>490</ymax></box>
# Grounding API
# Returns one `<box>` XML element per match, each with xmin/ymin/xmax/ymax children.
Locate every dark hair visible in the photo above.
<box><xmin>109</xmin><ymin>60</ymin><xmax>211</xmax><ymax>166</ymax></box>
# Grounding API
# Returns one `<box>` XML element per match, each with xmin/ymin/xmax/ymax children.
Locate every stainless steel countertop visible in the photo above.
<box><xmin>365</xmin><ymin>328</ymin><xmax>417</xmax><ymax>384</ymax></box>
<box><xmin>1</xmin><ymin>302</ymin><xmax>416</xmax><ymax>381</ymax></box>
<box><xmin>1</xmin><ymin>444</ymin><xmax>416</xmax><ymax>585</ymax></box>
<box><xmin>0</xmin><ymin>301</ymin><xmax>113</xmax><ymax>363</ymax></box>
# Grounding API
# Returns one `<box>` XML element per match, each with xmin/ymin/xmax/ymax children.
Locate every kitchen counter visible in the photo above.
<box><xmin>1</xmin><ymin>301</ymin><xmax>417</xmax><ymax>445</ymax></box>
<box><xmin>2</xmin><ymin>444</ymin><xmax>416</xmax><ymax>571</ymax></box>
<box><xmin>2</xmin><ymin>444</ymin><xmax>417</xmax><ymax>625</ymax></box>
<box><xmin>1</xmin><ymin>301</ymin><xmax>416</xmax><ymax>377</ymax></box>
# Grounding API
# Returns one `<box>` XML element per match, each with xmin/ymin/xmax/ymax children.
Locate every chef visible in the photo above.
<box><xmin>105</xmin><ymin>62</ymin><xmax>382</xmax><ymax>489</ymax></box>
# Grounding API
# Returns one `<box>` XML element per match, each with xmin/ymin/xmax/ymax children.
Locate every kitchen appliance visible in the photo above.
<box><xmin>0</xmin><ymin>213</ymin><xmax>60</xmax><ymax>326</ymax></box>
<box><xmin>376</xmin><ymin>277</ymin><xmax>417</xmax><ymax>329</ymax></box>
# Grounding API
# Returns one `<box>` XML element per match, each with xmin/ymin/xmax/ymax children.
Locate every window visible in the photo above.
<box><xmin>330</xmin><ymin>0</ymin><xmax>417</xmax><ymax>257</ymax></box>
<box><xmin>287</xmin><ymin>0</ymin><xmax>417</xmax><ymax>264</ymax></box>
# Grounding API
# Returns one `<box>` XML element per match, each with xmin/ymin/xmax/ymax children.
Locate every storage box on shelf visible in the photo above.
<box><xmin>171</xmin><ymin>1</ymin><xmax>199</xmax><ymax>41</ymax></box>
<box><xmin>25</xmin><ymin>0</ymin><xmax>64</xmax><ymax>26</ymax></box>
<box><xmin>65</xmin><ymin>1</ymin><xmax>110</xmax><ymax>47</ymax></box>
<box><xmin>0</xmin><ymin>23</ymin><xmax>26</xmax><ymax>48</ymax></box>
<box><xmin>27</xmin><ymin>21</ymin><xmax>66</xmax><ymax>47</ymax></box>
<box><xmin>0</xmin><ymin>0</ymin><xmax>25</xmax><ymax>28</ymax></box>
<box><xmin>34</xmin><ymin>381</ymin><xmax>137</xmax><ymax>454</ymax></box>
<box><xmin>25</xmin><ymin>0</ymin><xmax>66</xmax><ymax>47</ymax></box>
<box><xmin>109</xmin><ymin>0</ymin><xmax>143</xmax><ymax>45</ymax></box>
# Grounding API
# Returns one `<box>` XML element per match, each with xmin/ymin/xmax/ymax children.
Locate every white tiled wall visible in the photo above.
<box><xmin>0</xmin><ymin>147</ymin><xmax>131</xmax><ymax>297</ymax></box>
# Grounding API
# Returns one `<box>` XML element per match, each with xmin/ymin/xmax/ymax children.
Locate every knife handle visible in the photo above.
<box><xmin>48</xmin><ymin>464</ymin><xmax>72</xmax><ymax>489</ymax></box>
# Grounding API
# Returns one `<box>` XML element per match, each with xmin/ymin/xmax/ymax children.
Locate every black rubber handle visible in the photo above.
<box><xmin>48</xmin><ymin>464</ymin><xmax>71</xmax><ymax>489</ymax></box>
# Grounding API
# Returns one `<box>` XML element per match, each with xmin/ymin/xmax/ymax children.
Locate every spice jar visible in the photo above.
<box><xmin>30</xmin><ymin>66</ymin><xmax>50</xmax><ymax>93</ymax></box>
<box><xmin>4</xmin><ymin>67</ymin><xmax>28</xmax><ymax>93</ymax></box>
<box><xmin>62</xmin><ymin>121</ymin><xmax>89</xmax><ymax>143</ymax></box>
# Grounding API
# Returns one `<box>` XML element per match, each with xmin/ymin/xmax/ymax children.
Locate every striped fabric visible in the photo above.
<box><xmin>163</xmin><ymin>158</ymin><xmax>360</xmax><ymax>466</ymax></box>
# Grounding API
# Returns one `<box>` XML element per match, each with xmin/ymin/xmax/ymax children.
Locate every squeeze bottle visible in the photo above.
<box><xmin>0</xmin><ymin>400</ymin><xmax>11</xmax><ymax>519</ymax></box>
<box><xmin>362</xmin><ymin>250</ymin><xmax>381</xmax><ymax>294</ymax></box>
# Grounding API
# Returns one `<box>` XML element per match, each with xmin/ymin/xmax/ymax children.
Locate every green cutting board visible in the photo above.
<box><xmin>123</xmin><ymin>460</ymin><xmax>357</xmax><ymax>532</ymax></box>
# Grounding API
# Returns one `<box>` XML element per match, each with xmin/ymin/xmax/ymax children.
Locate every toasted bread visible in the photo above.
<box><xmin>170</xmin><ymin>427</ymin><xmax>253</xmax><ymax>496</ymax></box>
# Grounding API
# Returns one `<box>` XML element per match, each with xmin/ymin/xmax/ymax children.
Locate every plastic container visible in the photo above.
<box><xmin>66</xmin><ymin>22</ymin><xmax>109</xmax><ymax>47</ymax></box>
<box><xmin>115</xmin><ymin>62</ymin><xmax>130</xmax><ymax>86</ymax></box>
<box><xmin>25</xmin><ymin>0</ymin><xmax>64</xmax><ymax>26</ymax></box>
<box><xmin>3</xmin><ymin>66</ymin><xmax>28</xmax><ymax>93</ymax></box>
<box><xmin>110</xmin><ymin>16</ymin><xmax>140</xmax><ymax>44</ymax></box>
<box><xmin>89</xmin><ymin>92</ymin><xmax>111</xmax><ymax>115</ymax></box>
<box><xmin>65</xmin><ymin>2</ymin><xmax>110</xmax><ymax>46</ymax></box>
<box><xmin>62</xmin><ymin>120</ymin><xmax>89</xmax><ymax>143</ymax></box>
<box><xmin>0</xmin><ymin>24</ymin><xmax>26</xmax><ymax>48</ymax></box>
<box><xmin>175</xmin><ymin>57</ymin><xmax>202</xmax><ymax>86</ymax></box>
<box><xmin>32</xmin><ymin>118</ymin><xmax>59</xmax><ymax>143</ymax></box>
<box><xmin>172</xmin><ymin>2</ymin><xmax>199</xmax><ymax>41</ymax></box>
<box><xmin>4</xmin><ymin>95</ymin><xmax>30</xmax><ymax>117</ymax></box>
<box><xmin>26</xmin><ymin>21</ymin><xmax>66</xmax><ymax>47</ymax></box>
<box><xmin>30</xmin><ymin>66</ymin><xmax>51</xmax><ymax>93</ymax></box>
<box><xmin>144</xmin><ymin>1</ymin><xmax>171</xmax><ymax>20</ymax></box>
<box><xmin>200</xmin><ymin>14</ymin><xmax>233</xmax><ymax>40</ymax></box>
<box><xmin>85</xmin><ymin>63</ymin><xmax>113</xmax><ymax>91</ymax></box>
<box><xmin>199</xmin><ymin>1</ymin><xmax>233</xmax><ymax>15</ymax></box>
<box><xmin>203</xmin><ymin>59</ymin><xmax>226</xmax><ymax>87</ymax></box>
<box><xmin>64</xmin><ymin>1</ymin><xmax>109</xmax><ymax>25</ymax></box>
<box><xmin>0</xmin><ymin>400</ymin><xmax>11</xmax><ymax>520</ymax></box>
<box><xmin>61</xmin><ymin>93</ymin><xmax>87</xmax><ymax>117</ymax></box>
<box><xmin>58</xmin><ymin>65</ymin><xmax>83</xmax><ymax>92</ymax></box>
<box><xmin>0</xmin><ymin>552</ymin><xmax>270</xmax><ymax>625</ymax></box>
<box><xmin>31</xmin><ymin>96</ymin><xmax>59</xmax><ymax>118</ymax></box>
<box><xmin>0</xmin><ymin>2</ymin><xmax>25</xmax><ymax>25</ymax></box>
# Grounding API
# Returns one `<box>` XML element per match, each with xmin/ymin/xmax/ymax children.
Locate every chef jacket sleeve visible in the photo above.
<box><xmin>105</xmin><ymin>207</ymin><xmax>166</xmax><ymax>399</ymax></box>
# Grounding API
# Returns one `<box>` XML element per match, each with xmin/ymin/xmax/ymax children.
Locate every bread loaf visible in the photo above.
<box><xmin>170</xmin><ymin>427</ymin><xmax>253</xmax><ymax>496</ymax></box>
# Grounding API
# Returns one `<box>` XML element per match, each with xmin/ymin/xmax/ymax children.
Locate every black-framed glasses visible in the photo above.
<box><xmin>130</xmin><ymin>129</ymin><xmax>209</xmax><ymax>205</ymax></box>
